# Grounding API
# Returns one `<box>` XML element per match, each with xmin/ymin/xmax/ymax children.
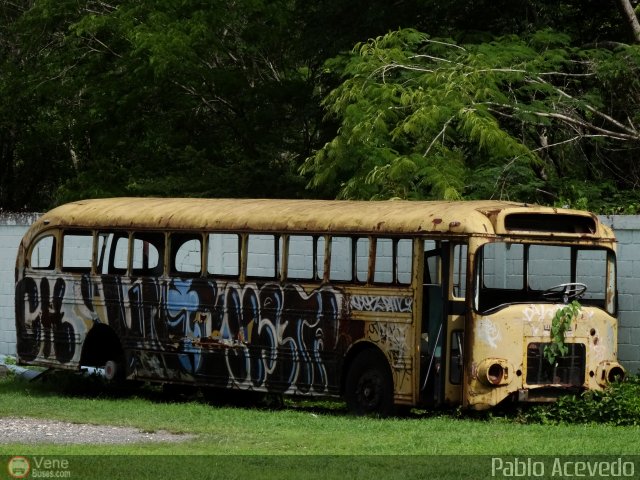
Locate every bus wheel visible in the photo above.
<box><xmin>345</xmin><ymin>350</ymin><xmax>394</xmax><ymax>417</ymax></box>
<box><xmin>104</xmin><ymin>360</ymin><xmax>124</xmax><ymax>382</ymax></box>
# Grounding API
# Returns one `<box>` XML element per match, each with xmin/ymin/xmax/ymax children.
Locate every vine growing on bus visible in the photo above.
<box><xmin>544</xmin><ymin>301</ymin><xmax>581</xmax><ymax>365</ymax></box>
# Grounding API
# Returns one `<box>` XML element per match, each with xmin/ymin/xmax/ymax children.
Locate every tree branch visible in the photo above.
<box><xmin>530</xmin><ymin>75</ymin><xmax>639</xmax><ymax>136</ymax></box>
<box><xmin>485</xmin><ymin>102</ymin><xmax>640</xmax><ymax>142</ymax></box>
<box><xmin>423</xmin><ymin>116</ymin><xmax>454</xmax><ymax>156</ymax></box>
<box><xmin>614</xmin><ymin>0</ymin><xmax>640</xmax><ymax>43</ymax></box>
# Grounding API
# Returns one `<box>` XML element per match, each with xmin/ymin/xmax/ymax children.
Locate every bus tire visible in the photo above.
<box><xmin>104</xmin><ymin>359</ymin><xmax>123</xmax><ymax>382</ymax></box>
<box><xmin>345</xmin><ymin>350</ymin><xmax>394</xmax><ymax>417</ymax></box>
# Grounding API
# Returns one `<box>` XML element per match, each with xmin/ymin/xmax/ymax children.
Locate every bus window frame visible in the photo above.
<box><xmin>131</xmin><ymin>232</ymin><xmax>165</xmax><ymax>277</ymax></box>
<box><xmin>245</xmin><ymin>232</ymin><xmax>280</xmax><ymax>281</ymax></box>
<box><xmin>60</xmin><ymin>229</ymin><xmax>94</xmax><ymax>274</ymax></box>
<box><xmin>318</xmin><ymin>235</ymin><xmax>329</xmax><ymax>283</ymax></box>
<box><xmin>205</xmin><ymin>232</ymin><xmax>241</xmax><ymax>280</ymax></box>
<box><xmin>451</xmin><ymin>243</ymin><xmax>468</xmax><ymax>300</ymax></box>
<box><xmin>473</xmin><ymin>240</ymin><xmax>617</xmax><ymax>315</ymax></box>
<box><xmin>370</xmin><ymin>237</ymin><xmax>415</xmax><ymax>286</ymax></box>
<box><xmin>284</xmin><ymin>234</ymin><xmax>320</xmax><ymax>283</ymax></box>
<box><xmin>328</xmin><ymin>235</ymin><xmax>353</xmax><ymax>283</ymax></box>
<box><xmin>102</xmin><ymin>231</ymin><xmax>131</xmax><ymax>276</ymax></box>
<box><xmin>354</xmin><ymin>236</ymin><xmax>372</xmax><ymax>284</ymax></box>
<box><xmin>27</xmin><ymin>231</ymin><xmax>59</xmax><ymax>272</ymax></box>
<box><xmin>170</xmin><ymin>232</ymin><xmax>204</xmax><ymax>277</ymax></box>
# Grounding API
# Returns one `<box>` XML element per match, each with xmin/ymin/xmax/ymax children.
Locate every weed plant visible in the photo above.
<box><xmin>518</xmin><ymin>375</ymin><xmax>640</xmax><ymax>426</ymax></box>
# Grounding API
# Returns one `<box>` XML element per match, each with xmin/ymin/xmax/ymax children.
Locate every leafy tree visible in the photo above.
<box><xmin>414</xmin><ymin>0</ymin><xmax>626</xmax><ymax>45</ymax></box>
<box><xmin>302</xmin><ymin>28</ymin><xmax>640</xmax><ymax>206</ymax></box>
<box><xmin>1</xmin><ymin>0</ymin><xmax>494</xmax><ymax>209</ymax></box>
<box><xmin>55</xmin><ymin>0</ymin><xmax>315</xmax><ymax>202</ymax></box>
<box><xmin>1</xmin><ymin>0</ymin><xmax>321</xmax><ymax>208</ymax></box>
<box><xmin>3</xmin><ymin>0</ymin><xmax>640</xmax><ymax>211</ymax></box>
<box><xmin>0</xmin><ymin>0</ymin><xmax>79</xmax><ymax>210</ymax></box>
<box><xmin>615</xmin><ymin>0</ymin><xmax>640</xmax><ymax>43</ymax></box>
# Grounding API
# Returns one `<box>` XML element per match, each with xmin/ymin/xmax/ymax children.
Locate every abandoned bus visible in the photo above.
<box><xmin>15</xmin><ymin>198</ymin><xmax>625</xmax><ymax>413</ymax></box>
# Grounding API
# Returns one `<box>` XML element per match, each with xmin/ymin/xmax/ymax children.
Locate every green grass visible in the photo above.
<box><xmin>0</xmin><ymin>373</ymin><xmax>639</xmax><ymax>478</ymax></box>
<box><xmin>0</xmin><ymin>372</ymin><xmax>638</xmax><ymax>456</ymax></box>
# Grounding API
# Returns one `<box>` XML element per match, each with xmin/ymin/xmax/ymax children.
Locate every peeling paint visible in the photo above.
<box><xmin>477</xmin><ymin>317</ymin><xmax>501</xmax><ymax>349</ymax></box>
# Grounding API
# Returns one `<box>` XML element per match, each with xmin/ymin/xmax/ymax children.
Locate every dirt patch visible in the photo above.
<box><xmin>0</xmin><ymin>417</ymin><xmax>195</xmax><ymax>444</ymax></box>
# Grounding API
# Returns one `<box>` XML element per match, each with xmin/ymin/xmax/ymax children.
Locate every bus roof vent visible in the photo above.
<box><xmin>504</xmin><ymin>213</ymin><xmax>596</xmax><ymax>234</ymax></box>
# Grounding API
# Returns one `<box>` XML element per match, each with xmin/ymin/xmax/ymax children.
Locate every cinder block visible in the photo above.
<box><xmin>630</xmin><ymin>328</ymin><xmax>640</xmax><ymax>348</ymax></box>
<box><xmin>607</xmin><ymin>215</ymin><xmax>640</xmax><ymax>231</ymax></box>
<box><xmin>618</xmin><ymin>294</ymin><xmax>634</xmax><ymax>312</ymax></box>
<box><xmin>618</xmin><ymin>344</ymin><xmax>640</xmax><ymax>362</ymax></box>
<box><xmin>619</xmin><ymin>278</ymin><xmax>640</xmax><ymax>295</ymax></box>
<box><xmin>620</xmin><ymin>360</ymin><xmax>640</xmax><ymax>374</ymax></box>
<box><xmin>619</xmin><ymin>312</ymin><xmax>637</xmax><ymax>329</ymax></box>
<box><xmin>599</xmin><ymin>215</ymin><xmax>614</xmax><ymax>228</ymax></box>
<box><xmin>619</xmin><ymin>243</ymin><xmax>640</xmax><ymax>261</ymax></box>
<box><xmin>632</xmin><ymin>295</ymin><xmax>640</xmax><ymax>313</ymax></box>
<box><xmin>616</xmin><ymin>232</ymin><xmax>634</xmax><ymax>245</ymax></box>
<box><xmin>0</xmin><ymin>217</ymin><xmax>33</xmax><ymax>356</ymax></box>
<box><xmin>629</xmin><ymin>261</ymin><xmax>640</xmax><ymax>279</ymax></box>
<box><xmin>617</xmin><ymin>326</ymin><xmax>631</xmax><ymax>345</ymax></box>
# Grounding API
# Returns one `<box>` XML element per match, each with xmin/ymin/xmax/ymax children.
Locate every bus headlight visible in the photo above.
<box><xmin>596</xmin><ymin>361</ymin><xmax>625</xmax><ymax>387</ymax></box>
<box><xmin>477</xmin><ymin>358</ymin><xmax>512</xmax><ymax>387</ymax></box>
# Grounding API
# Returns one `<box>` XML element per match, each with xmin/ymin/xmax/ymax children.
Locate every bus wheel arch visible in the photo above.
<box><xmin>342</xmin><ymin>343</ymin><xmax>394</xmax><ymax>416</ymax></box>
<box><xmin>80</xmin><ymin>323</ymin><xmax>125</xmax><ymax>381</ymax></box>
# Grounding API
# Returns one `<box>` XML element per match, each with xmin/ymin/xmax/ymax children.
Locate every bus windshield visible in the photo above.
<box><xmin>475</xmin><ymin>242</ymin><xmax>615</xmax><ymax>314</ymax></box>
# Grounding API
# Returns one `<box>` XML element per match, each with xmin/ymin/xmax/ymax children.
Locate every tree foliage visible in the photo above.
<box><xmin>1</xmin><ymin>0</ymin><xmax>314</xmax><ymax>208</ymax></box>
<box><xmin>303</xmin><ymin>27</ymin><xmax>640</xmax><ymax>206</ymax></box>
<box><xmin>2</xmin><ymin>1</ymin><xmax>640</xmax><ymax>211</ymax></box>
<box><xmin>0</xmin><ymin>0</ymin><xmax>426</xmax><ymax>210</ymax></box>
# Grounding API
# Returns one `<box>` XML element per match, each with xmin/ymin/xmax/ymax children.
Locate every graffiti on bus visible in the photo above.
<box><xmin>16</xmin><ymin>275</ymin><xmax>345</xmax><ymax>394</ymax></box>
<box><xmin>15</xmin><ymin>276</ymin><xmax>77</xmax><ymax>364</ymax></box>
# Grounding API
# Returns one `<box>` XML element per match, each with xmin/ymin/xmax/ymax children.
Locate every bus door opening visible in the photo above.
<box><xmin>420</xmin><ymin>241</ymin><xmax>448</xmax><ymax>405</ymax></box>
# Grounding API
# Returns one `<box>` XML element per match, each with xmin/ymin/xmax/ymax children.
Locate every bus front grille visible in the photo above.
<box><xmin>526</xmin><ymin>342</ymin><xmax>586</xmax><ymax>386</ymax></box>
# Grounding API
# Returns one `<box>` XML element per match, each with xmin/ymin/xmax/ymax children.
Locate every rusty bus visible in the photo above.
<box><xmin>14</xmin><ymin>198</ymin><xmax>625</xmax><ymax>414</ymax></box>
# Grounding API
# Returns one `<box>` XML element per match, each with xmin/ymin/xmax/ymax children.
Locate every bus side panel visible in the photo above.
<box><xmin>91</xmin><ymin>275</ymin><xmax>349</xmax><ymax>396</ymax></box>
<box><xmin>349</xmin><ymin>288</ymin><xmax>416</xmax><ymax>405</ymax></box>
<box><xmin>15</xmin><ymin>272</ymin><xmax>90</xmax><ymax>369</ymax></box>
<box><xmin>16</xmin><ymin>271</ymin><xmax>417</xmax><ymax>403</ymax></box>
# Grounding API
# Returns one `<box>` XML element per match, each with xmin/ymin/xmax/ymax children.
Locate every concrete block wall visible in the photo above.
<box><xmin>0</xmin><ymin>213</ymin><xmax>40</xmax><ymax>356</ymax></box>
<box><xmin>602</xmin><ymin>215</ymin><xmax>640</xmax><ymax>374</ymax></box>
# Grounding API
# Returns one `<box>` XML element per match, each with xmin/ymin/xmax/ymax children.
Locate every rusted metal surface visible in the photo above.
<box><xmin>14</xmin><ymin>197</ymin><xmax>623</xmax><ymax>412</ymax></box>
<box><xmin>25</xmin><ymin>198</ymin><xmax>614</xmax><ymax>240</ymax></box>
<box><xmin>465</xmin><ymin>303</ymin><xmax>624</xmax><ymax>409</ymax></box>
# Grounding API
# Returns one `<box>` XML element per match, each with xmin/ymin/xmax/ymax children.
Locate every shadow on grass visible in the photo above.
<box><xmin>2</xmin><ymin>368</ymin><xmax>639</xmax><ymax>426</ymax></box>
<box><xmin>0</xmin><ymin>369</ymin><xmax>460</xmax><ymax>419</ymax></box>
<box><xmin>0</xmin><ymin>369</ymin><xmax>354</xmax><ymax>416</ymax></box>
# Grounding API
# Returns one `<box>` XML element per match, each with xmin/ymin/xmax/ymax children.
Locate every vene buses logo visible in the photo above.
<box><xmin>7</xmin><ymin>456</ymin><xmax>31</xmax><ymax>479</ymax></box>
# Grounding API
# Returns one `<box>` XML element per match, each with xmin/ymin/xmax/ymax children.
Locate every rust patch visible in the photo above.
<box><xmin>470</xmin><ymin>362</ymin><xmax>478</xmax><ymax>383</ymax></box>
<box><xmin>338</xmin><ymin>294</ymin><xmax>365</xmax><ymax>348</ymax></box>
<box><xmin>483</xmin><ymin>209</ymin><xmax>501</xmax><ymax>222</ymax></box>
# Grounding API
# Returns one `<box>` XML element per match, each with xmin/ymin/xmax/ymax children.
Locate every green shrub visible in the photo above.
<box><xmin>521</xmin><ymin>375</ymin><xmax>640</xmax><ymax>426</ymax></box>
<box><xmin>2</xmin><ymin>356</ymin><xmax>17</xmax><ymax>366</ymax></box>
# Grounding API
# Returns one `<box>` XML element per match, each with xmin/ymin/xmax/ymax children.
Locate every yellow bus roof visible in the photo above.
<box><xmin>27</xmin><ymin>197</ymin><xmax>613</xmax><ymax>240</ymax></box>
